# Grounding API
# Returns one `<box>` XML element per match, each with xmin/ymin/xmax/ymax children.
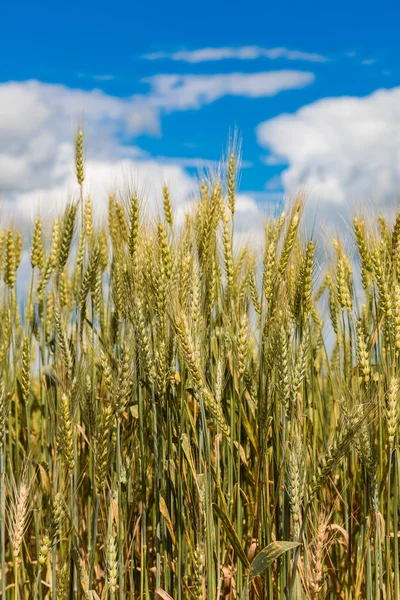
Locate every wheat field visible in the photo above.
<box><xmin>0</xmin><ymin>132</ymin><xmax>399</xmax><ymax>599</ymax></box>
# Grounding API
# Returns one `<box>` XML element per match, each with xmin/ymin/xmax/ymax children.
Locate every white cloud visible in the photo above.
<box><xmin>0</xmin><ymin>80</ymin><xmax>268</xmax><ymax>243</ymax></box>
<box><xmin>0</xmin><ymin>79</ymin><xmax>288</xmax><ymax>242</ymax></box>
<box><xmin>144</xmin><ymin>71</ymin><xmax>315</xmax><ymax>111</ymax></box>
<box><xmin>0</xmin><ymin>80</ymin><xmax>159</xmax><ymax>195</ymax></box>
<box><xmin>256</xmin><ymin>87</ymin><xmax>400</xmax><ymax>218</ymax></box>
<box><xmin>233</xmin><ymin>194</ymin><xmax>271</xmax><ymax>250</ymax></box>
<box><xmin>0</xmin><ymin>81</ymin><xmax>198</xmax><ymax>227</ymax></box>
<box><xmin>0</xmin><ymin>73</ymin><xmax>314</xmax><ymax>194</ymax></box>
<box><xmin>10</xmin><ymin>158</ymin><xmax>196</xmax><ymax>226</ymax></box>
<box><xmin>143</xmin><ymin>46</ymin><xmax>327</xmax><ymax>63</ymax></box>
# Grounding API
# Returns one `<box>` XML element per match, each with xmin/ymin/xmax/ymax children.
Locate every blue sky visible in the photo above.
<box><xmin>1</xmin><ymin>0</ymin><xmax>400</xmax><ymax>234</ymax></box>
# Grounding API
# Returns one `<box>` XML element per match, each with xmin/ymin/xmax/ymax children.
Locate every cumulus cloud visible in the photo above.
<box><xmin>0</xmin><ymin>80</ymin><xmax>159</xmax><ymax>195</ymax></box>
<box><xmin>10</xmin><ymin>158</ymin><xmax>196</xmax><ymax>226</ymax></box>
<box><xmin>235</xmin><ymin>194</ymin><xmax>266</xmax><ymax>235</ymax></box>
<box><xmin>144</xmin><ymin>71</ymin><xmax>315</xmax><ymax>111</ymax></box>
<box><xmin>0</xmin><ymin>80</ymin><xmax>271</xmax><ymax>237</ymax></box>
<box><xmin>0</xmin><ymin>70</ymin><xmax>313</xmax><ymax>187</ymax></box>
<box><xmin>256</xmin><ymin>87</ymin><xmax>400</xmax><ymax>219</ymax></box>
<box><xmin>0</xmin><ymin>81</ymin><xmax>198</xmax><ymax>226</ymax></box>
<box><xmin>0</xmin><ymin>77</ymin><xmax>294</xmax><ymax>246</ymax></box>
<box><xmin>143</xmin><ymin>46</ymin><xmax>327</xmax><ymax>63</ymax></box>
